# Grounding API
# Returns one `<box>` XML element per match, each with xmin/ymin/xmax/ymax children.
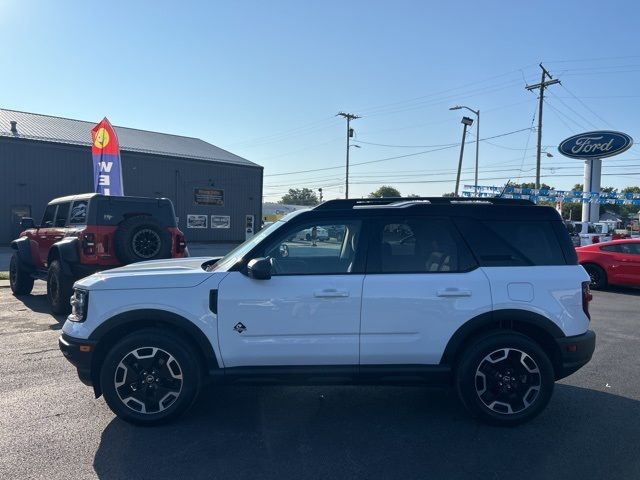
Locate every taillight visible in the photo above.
<box><xmin>582</xmin><ymin>281</ymin><xmax>593</xmax><ymax>320</ymax></box>
<box><xmin>83</xmin><ymin>233</ymin><xmax>96</xmax><ymax>255</ymax></box>
<box><xmin>592</xmin><ymin>235</ymin><xmax>600</xmax><ymax>244</ymax></box>
<box><xmin>176</xmin><ymin>234</ymin><xmax>186</xmax><ymax>253</ymax></box>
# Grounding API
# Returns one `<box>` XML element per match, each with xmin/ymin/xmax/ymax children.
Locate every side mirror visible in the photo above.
<box><xmin>20</xmin><ymin>217</ymin><xmax>36</xmax><ymax>230</ymax></box>
<box><xmin>247</xmin><ymin>257</ymin><xmax>272</xmax><ymax>280</ymax></box>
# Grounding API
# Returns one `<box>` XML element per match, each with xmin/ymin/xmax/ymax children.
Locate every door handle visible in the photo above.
<box><xmin>314</xmin><ymin>289</ymin><xmax>349</xmax><ymax>298</ymax></box>
<box><xmin>437</xmin><ymin>288</ymin><xmax>472</xmax><ymax>298</ymax></box>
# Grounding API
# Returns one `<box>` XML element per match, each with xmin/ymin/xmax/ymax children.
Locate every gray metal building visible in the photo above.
<box><xmin>0</xmin><ymin>108</ymin><xmax>262</xmax><ymax>244</ymax></box>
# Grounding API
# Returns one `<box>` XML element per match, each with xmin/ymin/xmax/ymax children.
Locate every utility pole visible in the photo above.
<box><xmin>526</xmin><ymin>63</ymin><xmax>560</xmax><ymax>189</ymax></box>
<box><xmin>337</xmin><ymin>112</ymin><xmax>360</xmax><ymax>199</ymax></box>
<box><xmin>318</xmin><ymin>187</ymin><xmax>323</xmax><ymax>202</ymax></box>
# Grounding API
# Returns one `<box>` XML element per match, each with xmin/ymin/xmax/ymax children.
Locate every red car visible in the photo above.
<box><xmin>576</xmin><ymin>239</ymin><xmax>640</xmax><ymax>289</ymax></box>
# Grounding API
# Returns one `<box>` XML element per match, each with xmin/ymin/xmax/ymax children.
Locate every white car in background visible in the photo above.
<box><xmin>293</xmin><ymin>226</ymin><xmax>329</xmax><ymax>242</ymax></box>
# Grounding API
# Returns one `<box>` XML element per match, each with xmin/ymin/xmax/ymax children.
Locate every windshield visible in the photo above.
<box><xmin>209</xmin><ymin>220</ymin><xmax>286</xmax><ymax>271</ymax></box>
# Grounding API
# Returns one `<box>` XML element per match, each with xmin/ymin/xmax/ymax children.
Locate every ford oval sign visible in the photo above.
<box><xmin>558</xmin><ymin>131</ymin><xmax>633</xmax><ymax>159</ymax></box>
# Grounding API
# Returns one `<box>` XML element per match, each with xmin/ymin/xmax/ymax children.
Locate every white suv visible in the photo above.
<box><xmin>59</xmin><ymin>197</ymin><xmax>595</xmax><ymax>426</ymax></box>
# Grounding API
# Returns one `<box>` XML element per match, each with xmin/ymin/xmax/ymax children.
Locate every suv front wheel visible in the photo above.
<box><xmin>455</xmin><ymin>332</ymin><xmax>554</xmax><ymax>426</ymax></box>
<box><xmin>100</xmin><ymin>329</ymin><xmax>202</xmax><ymax>425</ymax></box>
<box><xmin>9</xmin><ymin>253</ymin><xmax>34</xmax><ymax>296</ymax></box>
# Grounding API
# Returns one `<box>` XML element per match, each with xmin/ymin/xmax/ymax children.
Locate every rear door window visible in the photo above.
<box><xmin>366</xmin><ymin>217</ymin><xmax>476</xmax><ymax>273</ymax></box>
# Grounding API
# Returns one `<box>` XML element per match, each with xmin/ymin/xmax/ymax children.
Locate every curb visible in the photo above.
<box><xmin>0</xmin><ymin>280</ymin><xmax>10</xmax><ymax>288</ymax></box>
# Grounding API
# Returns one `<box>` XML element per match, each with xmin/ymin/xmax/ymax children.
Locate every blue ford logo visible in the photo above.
<box><xmin>558</xmin><ymin>131</ymin><xmax>633</xmax><ymax>159</ymax></box>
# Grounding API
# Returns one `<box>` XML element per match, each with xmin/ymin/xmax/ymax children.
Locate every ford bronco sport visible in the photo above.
<box><xmin>10</xmin><ymin>193</ymin><xmax>187</xmax><ymax>314</ymax></box>
<box><xmin>59</xmin><ymin>197</ymin><xmax>595</xmax><ymax>426</ymax></box>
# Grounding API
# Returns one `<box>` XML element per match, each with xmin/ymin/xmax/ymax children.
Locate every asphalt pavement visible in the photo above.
<box><xmin>0</xmin><ymin>283</ymin><xmax>639</xmax><ymax>480</ymax></box>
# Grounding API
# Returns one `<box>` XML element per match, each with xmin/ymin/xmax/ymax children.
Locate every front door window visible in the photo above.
<box><xmin>264</xmin><ymin>221</ymin><xmax>361</xmax><ymax>275</ymax></box>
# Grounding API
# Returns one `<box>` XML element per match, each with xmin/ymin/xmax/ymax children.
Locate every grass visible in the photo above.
<box><xmin>0</xmin><ymin>272</ymin><xmax>9</xmax><ymax>280</ymax></box>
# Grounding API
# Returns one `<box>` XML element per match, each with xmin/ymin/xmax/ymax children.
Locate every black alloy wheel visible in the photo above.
<box><xmin>584</xmin><ymin>264</ymin><xmax>607</xmax><ymax>290</ymax></box>
<box><xmin>456</xmin><ymin>332</ymin><xmax>554</xmax><ymax>426</ymax></box>
<box><xmin>9</xmin><ymin>253</ymin><xmax>34</xmax><ymax>296</ymax></box>
<box><xmin>474</xmin><ymin>348</ymin><xmax>541</xmax><ymax>415</ymax></box>
<box><xmin>114</xmin><ymin>346</ymin><xmax>184</xmax><ymax>415</ymax></box>
<box><xmin>132</xmin><ymin>228</ymin><xmax>162</xmax><ymax>259</ymax></box>
<box><xmin>100</xmin><ymin>329</ymin><xmax>201</xmax><ymax>425</ymax></box>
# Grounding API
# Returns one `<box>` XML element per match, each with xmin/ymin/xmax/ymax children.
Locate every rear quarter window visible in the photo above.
<box><xmin>455</xmin><ymin>218</ymin><xmax>567</xmax><ymax>266</ymax></box>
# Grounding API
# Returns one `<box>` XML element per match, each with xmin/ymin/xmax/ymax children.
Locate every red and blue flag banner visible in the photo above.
<box><xmin>91</xmin><ymin>117</ymin><xmax>124</xmax><ymax>196</ymax></box>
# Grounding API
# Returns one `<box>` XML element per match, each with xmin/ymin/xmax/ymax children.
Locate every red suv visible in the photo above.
<box><xmin>9</xmin><ymin>194</ymin><xmax>188</xmax><ymax>314</ymax></box>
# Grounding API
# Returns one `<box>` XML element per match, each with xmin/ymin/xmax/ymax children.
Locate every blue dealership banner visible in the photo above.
<box><xmin>91</xmin><ymin>118</ymin><xmax>124</xmax><ymax>196</ymax></box>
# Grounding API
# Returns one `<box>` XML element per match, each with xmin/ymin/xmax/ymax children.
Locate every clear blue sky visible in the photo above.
<box><xmin>2</xmin><ymin>0</ymin><xmax>640</xmax><ymax>200</ymax></box>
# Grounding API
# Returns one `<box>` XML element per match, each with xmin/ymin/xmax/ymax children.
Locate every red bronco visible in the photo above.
<box><xmin>9</xmin><ymin>194</ymin><xmax>188</xmax><ymax>314</ymax></box>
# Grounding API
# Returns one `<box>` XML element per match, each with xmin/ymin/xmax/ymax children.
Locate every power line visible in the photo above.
<box><xmin>559</xmin><ymin>84</ymin><xmax>614</xmax><ymax>128</ymax></box>
<box><xmin>264</xmin><ymin>127</ymin><xmax>534</xmax><ymax>178</ymax></box>
<box><xmin>547</xmin><ymin>90</ymin><xmax>599</xmax><ymax>130</ymax></box>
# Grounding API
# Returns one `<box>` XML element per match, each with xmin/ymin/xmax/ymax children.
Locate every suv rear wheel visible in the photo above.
<box><xmin>100</xmin><ymin>329</ymin><xmax>202</xmax><ymax>425</ymax></box>
<box><xmin>114</xmin><ymin>216</ymin><xmax>172</xmax><ymax>264</ymax></box>
<box><xmin>9</xmin><ymin>253</ymin><xmax>34</xmax><ymax>296</ymax></box>
<box><xmin>455</xmin><ymin>332</ymin><xmax>554</xmax><ymax>426</ymax></box>
<box><xmin>47</xmin><ymin>260</ymin><xmax>73</xmax><ymax>315</ymax></box>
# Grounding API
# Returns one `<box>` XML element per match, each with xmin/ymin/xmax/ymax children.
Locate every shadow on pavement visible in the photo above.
<box><xmin>14</xmin><ymin>292</ymin><xmax>66</xmax><ymax>329</ymax></box>
<box><xmin>603</xmin><ymin>285</ymin><xmax>640</xmax><ymax>296</ymax></box>
<box><xmin>93</xmin><ymin>384</ymin><xmax>640</xmax><ymax>480</ymax></box>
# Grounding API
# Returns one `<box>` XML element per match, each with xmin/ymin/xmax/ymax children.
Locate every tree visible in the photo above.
<box><xmin>279</xmin><ymin>188</ymin><xmax>319</xmax><ymax>206</ymax></box>
<box><xmin>369</xmin><ymin>186</ymin><xmax>401</xmax><ymax>198</ymax></box>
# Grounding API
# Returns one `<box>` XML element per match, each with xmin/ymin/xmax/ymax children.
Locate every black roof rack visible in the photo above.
<box><xmin>314</xmin><ymin>197</ymin><xmax>534</xmax><ymax>210</ymax></box>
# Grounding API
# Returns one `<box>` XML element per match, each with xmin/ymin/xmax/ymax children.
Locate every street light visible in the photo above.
<box><xmin>450</xmin><ymin>105</ymin><xmax>480</xmax><ymax>194</ymax></box>
<box><xmin>454</xmin><ymin>116</ymin><xmax>474</xmax><ymax>197</ymax></box>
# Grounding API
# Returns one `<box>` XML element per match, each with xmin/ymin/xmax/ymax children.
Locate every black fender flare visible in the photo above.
<box><xmin>440</xmin><ymin>309</ymin><xmax>565</xmax><ymax>367</ymax></box>
<box><xmin>48</xmin><ymin>238</ymin><xmax>80</xmax><ymax>276</ymax></box>
<box><xmin>88</xmin><ymin>309</ymin><xmax>220</xmax><ymax>396</ymax></box>
<box><xmin>10</xmin><ymin>237</ymin><xmax>35</xmax><ymax>271</ymax></box>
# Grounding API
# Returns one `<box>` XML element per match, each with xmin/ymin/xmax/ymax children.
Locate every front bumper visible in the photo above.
<box><xmin>58</xmin><ymin>333</ymin><xmax>97</xmax><ymax>386</ymax></box>
<box><xmin>555</xmin><ymin>329</ymin><xmax>596</xmax><ymax>379</ymax></box>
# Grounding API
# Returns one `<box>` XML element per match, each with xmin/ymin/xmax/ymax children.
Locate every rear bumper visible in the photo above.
<box><xmin>555</xmin><ymin>330</ymin><xmax>596</xmax><ymax>379</ymax></box>
<box><xmin>58</xmin><ymin>333</ymin><xmax>96</xmax><ymax>386</ymax></box>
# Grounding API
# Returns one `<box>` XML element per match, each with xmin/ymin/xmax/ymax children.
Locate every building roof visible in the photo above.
<box><xmin>0</xmin><ymin>108</ymin><xmax>259</xmax><ymax>168</ymax></box>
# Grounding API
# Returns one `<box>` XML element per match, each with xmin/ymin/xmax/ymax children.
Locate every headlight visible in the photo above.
<box><xmin>69</xmin><ymin>289</ymin><xmax>89</xmax><ymax>322</ymax></box>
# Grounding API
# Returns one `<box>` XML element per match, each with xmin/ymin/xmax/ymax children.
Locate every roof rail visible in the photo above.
<box><xmin>314</xmin><ymin>197</ymin><xmax>534</xmax><ymax>210</ymax></box>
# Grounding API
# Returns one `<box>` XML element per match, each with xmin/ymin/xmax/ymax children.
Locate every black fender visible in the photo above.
<box><xmin>88</xmin><ymin>309</ymin><xmax>220</xmax><ymax>397</ymax></box>
<box><xmin>440</xmin><ymin>309</ymin><xmax>565</xmax><ymax>367</ymax></box>
<box><xmin>10</xmin><ymin>237</ymin><xmax>35</xmax><ymax>271</ymax></box>
<box><xmin>48</xmin><ymin>238</ymin><xmax>80</xmax><ymax>276</ymax></box>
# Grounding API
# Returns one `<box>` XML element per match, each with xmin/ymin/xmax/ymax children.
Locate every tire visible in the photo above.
<box><xmin>113</xmin><ymin>216</ymin><xmax>172</xmax><ymax>264</ymax></box>
<box><xmin>47</xmin><ymin>260</ymin><xmax>74</xmax><ymax>315</ymax></box>
<box><xmin>455</xmin><ymin>332</ymin><xmax>555</xmax><ymax>426</ymax></box>
<box><xmin>305</xmin><ymin>233</ymin><xmax>311</xmax><ymax>241</ymax></box>
<box><xmin>583</xmin><ymin>264</ymin><xmax>607</xmax><ymax>290</ymax></box>
<box><xmin>100</xmin><ymin>329</ymin><xmax>202</xmax><ymax>426</ymax></box>
<box><xmin>9</xmin><ymin>253</ymin><xmax>34</xmax><ymax>296</ymax></box>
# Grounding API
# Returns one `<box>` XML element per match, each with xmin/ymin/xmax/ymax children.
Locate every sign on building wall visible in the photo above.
<box><xmin>187</xmin><ymin>214</ymin><xmax>208</xmax><ymax>228</ymax></box>
<box><xmin>211</xmin><ymin>215</ymin><xmax>230</xmax><ymax>229</ymax></box>
<box><xmin>194</xmin><ymin>188</ymin><xmax>224</xmax><ymax>205</ymax></box>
